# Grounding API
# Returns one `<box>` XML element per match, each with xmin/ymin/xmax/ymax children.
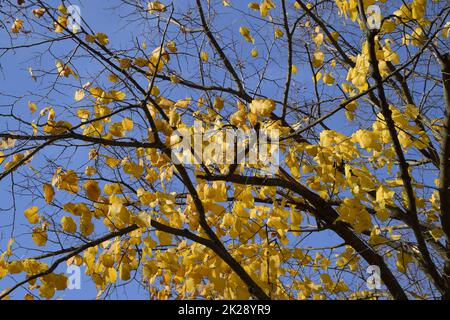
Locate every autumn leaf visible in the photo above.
<box><xmin>24</xmin><ymin>206</ymin><xmax>39</xmax><ymax>224</ymax></box>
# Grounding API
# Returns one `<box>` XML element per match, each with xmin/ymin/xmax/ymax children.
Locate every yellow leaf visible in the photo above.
<box><xmin>166</xmin><ymin>40</ymin><xmax>177</xmax><ymax>53</ymax></box>
<box><xmin>260</xmin><ymin>0</ymin><xmax>275</xmax><ymax>17</ymax></box>
<box><xmin>376</xmin><ymin>185</ymin><xmax>394</xmax><ymax>210</ymax></box>
<box><xmin>55</xmin><ymin>60</ymin><xmax>78</xmax><ymax>79</ymax></box>
<box><xmin>134</xmin><ymin>56</ymin><xmax>149</xmax><ymax>67</ymax></box>
<box><xmin>352</xmin><ymin>130</ymin><xmax>381</xmax><ymax>151</ymax></box>
<box><xmin>214</xmin><ymin>96</ymin><xmax>224</xmax><ymax>110</ymax></box>
<box><xmin>119</xmin><ymin>263</ymin><xmax>131</xmax><ymax>280</ymax></box>
<box><xmin>32</xmin><ymin>226</ymin><xmax>47</xmax><ymax>246</ymax></box>
<box><xmin>110</xmin><ymin>90</ymin><xmax>126</xmax><ymax>101</ymax></box>
<box><xmin>169</xmin><ymin>110</ymin><xmax>180</xmax><ymax>127</ymax></box>
<box><xmin>104</xmin><ymin>156</ymin><xmax>121</xmax><ymax>168</ymax></box>
<box><xmin>24</xmin><ymin>206</ymin><xmax>40</xmax><ymax>224</ymax></box>
<box><xmin>147</xmin><ymin>1</ymin><xmax>166</xmax><ymax>13</ymax></box>
<box><xmin>84</xmin><ymin>180</ymin><xmax>101</xmax><ymax>201</ymax></box>
<box><xmin>43</xmin><ymin>183</ymin><xmax>55</xmax><ymax>204</ymax></box>
<box><xmin>323</xmin><ymin>73</ymin><xmax>335</xmax><ymax>85</ymax></box>
<box><xmin>200</xmin><ymin>51</ymin><xmax>209</xmax><ymax>62</ymax></box>
<box><xmin>122</xmin><ymin>117</ymin><xmax>134</xmax><ymax>131</ymax></box>
<box><xmin>109</xmin><ymin>122</ymin><xmax>124</xmax><ymax>137</ymax></box>
<box><xmin>107</xmin><ymin>267</ymin><xmax>117</xmax><ymax>283</ymax></box>
<box><xmin>85</xmin><ymin>166</ymin><xmax>97</xmax><ymax>176</ymax></box>
<box><xmin>74</xmin><ymin>89</ymin><xmax>85</xmax><ymax>101</ymax></box>
<box><xmin>239</xmin><ymin>26</ymin><xmax>254</xmax><ymax>43</ymax></box>
<box><xmin>39</xmin><ymin>283</ymin><xmax>54</xmax><ymax>299</ymax></box>
<box><xmin>411</xmin><ymin>0</ymin><xmax>426</xmax><ymax>20</ymax></box>
<box><xmin>54</xmin><ymin>170</ymin><xmax>79</xmax><ymax>193</ymax></box>
<box><xmin>32</xmin><ymin>8</ymin><xmax>46</xmax><ymax>18</ymax></box>
<box><xmin>249</xmin><ymin>99</ymin><xmax>275</xmax><ymax>117</ymax></box>
<box><xmin>96</xmin><ymin>32</ymin><xmax>109</xmax><ymax>46</ymax></box>
<box><xmin>61</xmin><ymin>216</ymin><xmax>77</xmax><ymax>233</ymax></box>
<box><xmin>76</xmin><ymin>109</ymin><xmax>90</xmax><ymax>122</ymax></box>
<box><xmin>8</xmin><ymin>261</ymin><xmax>24</xmax><ymax>274</ymax></box>
<box><xmin>118</xmin><ymin>58</ymin><xmax>132</xmax><ymax>69</ymax></box>
<box><xmin>24</xmin><ymin>293</ymin><xmax>34</xmax><ymax>300</ymax></box>
<box><xmin>58</xmin><ymin>4</ymin><xmax>67</xmax><ymax>14</ymax></box>
<box><xmin>85</xmin><ymin>34</ymin><xmax>96</xmax><ymax>43</ymax></box>
<box><xmin>108</xmin><ymin>74</ymin><xmax>119</xmax><ymax>83</ymax></box>
<box><xmin>248</xmin><ymin>3</ymin><xmax>259</xmax><ymax>10</ymax></box>
<box><xmin>80</xmin><ymin>213</ymin><xmax>94</xmax><ymax>236</ymax></box>
<box><xmin>123</xmin><ymin>161</ymin><xmax>144</xmax><ymax>179</ymax></box>
<box><xmin>28</xmin><ymin>101</ymin><xmax>37</xmax><ymax>113</ymax></box>
<box><xmin>443</xmin><ymin>22</ymin><xmax>450</xmax><ymax>38</ymax></box>
<box><xmin>174</xmin><ymin>98</ymin><xmax>190</xmax><ymax>108</ymax></box>
<box><xmin>274</xmin><ymin>28</ymin><xmax>283</xmax><ymax>39</ymax></box>
<box><xmin>396</xmin><ymin>251</ymin><xmax>413</xmax><ymax>273</ymax></box>
<box><xmin>156</xmin><ymin>229</ymin><xmax>172</xmax><ymax>246</ymax></box>
<box><xmin>312</xmin><ymin>51</ymin><xmax>324</xmax><ymax>68</ymax></box>
<box><xmin>291</xmin><ymin>64</ymin><xmax>298</xmax><ymax>74</ymax></box>
<box><xmin>11</xmin><ymin>18</ymin><xmax>23</xmax><ymax>33</ymax></box>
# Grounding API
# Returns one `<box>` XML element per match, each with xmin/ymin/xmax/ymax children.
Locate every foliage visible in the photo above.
<box><xmin>0</xmin><ymin>0</ymin><xmax>449</xmax><ymax>300</ymax></box>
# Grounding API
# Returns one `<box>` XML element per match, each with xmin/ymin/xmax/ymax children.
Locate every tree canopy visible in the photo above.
<box><xmin>0</xmin><ymin>0</ymin><xmax>450</xmax><ymax>300</ymax></box>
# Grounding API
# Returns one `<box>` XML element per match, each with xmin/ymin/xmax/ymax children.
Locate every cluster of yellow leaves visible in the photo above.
<box><xmin>43</xmin><ymin>114</ymin><xmax>72</xmax><ymax>135</ymax></box>
<box><xmin>249</xmin><ymin>98</ymin><xmax>275</xmax><ymax>117</ymax></box>
<box><xmin>80</xmin><ymin>236</ymin><xmax>145</xmax><ymax>289</ymax></box>
<box><xmin>352</xmin><ymin>129</ymin><xmax>382</xmax><ymax>151</ymax></box>
<box><xmin>1</xmin><ymin>254</ymin><xmax>48</xmax><ymax>282</ymax></box>
<box><xmin>394</xmin><ymin>0</ymin><xmax>427</xmax><ymax>23</ymax></box>
<box><xmin>89</xmin><ymin>86</ymin><xmax>126</xmax><ymax>103</ymax></box>
<box><xmin>122</xmin><ymin>159</ymin><xmax>144</xmax><ymax>179</ymax></box>
<box><xmin>3</xmin><ymin>153</ymin><xmax>25</xmax><ymax>171</ymax></box>
<box><xmin>39</xmin><ymin>273</ymin><xmax>68</xmax><ymax>299</ymax></box>
<box><xmin>32</xmin><ymin>224</ymin><xmax>48</xmax><ymax>246</ymax></box>
<box><xmin>335</xmin><ymin>0</ymin><xmax>389</xmax><ymax>24</ymax></box>
<box><xmin>32</xmin><ymin>8</ymin><xmax>46</xmax><ymax>18</ymax></box>
<box><xmin>239</xmin><ymin>26</ymin><xmax>254</xmax><ymax>43</ymax></box>
<box><xmin>336</xmin><ymin>246</ymin><xmax>360</xmax><ymax>271</ymax></box>
<box><xmin>4</xmin><ymin>0</ymin><xmax>441</xmax><ymax>300</ymax></box>
<box><xmin>346</xmin><ymin>53</ymin><xmax>369</xmax><ymax>92</ymax></box>
<box><xmin>108</xmin><ymin>118</ymin><xmax>134</xmax><ymax>137</ymax></box>
<box><xmin>148</xmin><ymin>1</ymin><xmax>166</xmax><ymax>13</ymax></box>
<box><xmin>85</xmin><ymin>32</ymin><xmax>109</xmax><ymax>46</ymax></box>
<box><xmin>336</xmin><ymin>198</ymin><xmax>372</xmax><ymax>233</ymax></box>
<box><xmin>56</xmin><ymin>60</ymin><xmax>78</xmax><ymax>79</ymax></box>
<box><xmin>53</xmin><ymin>5</ymin><xmax>69</xmax><ymax>33</ymax></box>
<box><xmin>53</xmin><ymin>168</ymin><xmax>79</xmax><ymax>193</ymax></box>
<box><xmin>11</xmin><ymin>18</ymin><xmax>23</xmax><ymax>33</ymax></box>
<box><xmin>63</xmin><ymin>202</ymin><xmax>95</xmax><ymax>236</ymax></box>
<box><xmin>149</xmin><ymin>47</ymin><xmax>170</xmax><ymax>74</ymax></box>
